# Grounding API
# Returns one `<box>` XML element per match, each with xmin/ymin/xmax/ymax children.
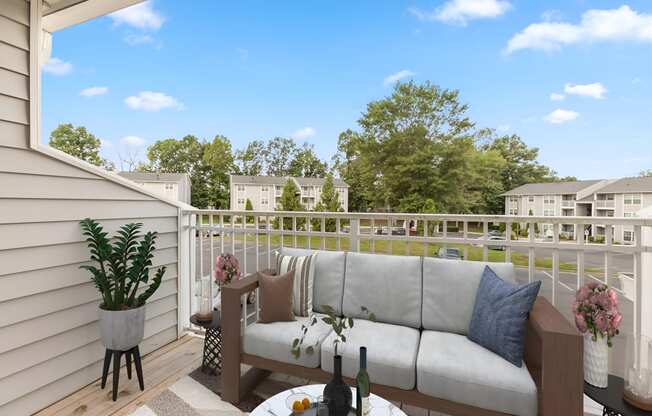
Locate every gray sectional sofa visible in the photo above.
<box><xmin>221</xmin><ymin>249</ymin><xmax>583</xmax><ymax>416</ymax></box>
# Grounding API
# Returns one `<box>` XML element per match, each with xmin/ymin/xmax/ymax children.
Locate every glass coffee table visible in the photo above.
<box><xmin>250</xmin><ymin>384</ymin><xmax>406</xmax><ymax>416</ymax></box>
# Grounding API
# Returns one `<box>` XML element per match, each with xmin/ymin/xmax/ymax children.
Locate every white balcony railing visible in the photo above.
<box><xmin>179</xmin><ymin>210</ymin><xmax>652</xmax><ymax>351</ymax></box>
<box><xmin>561</xmin><ymin>200</ymin><xmax>575</xmax><ymax>208</ymax></box>
<box><xmin>596</xmin><ymin>200</ymin><xmax>616</xmax><ymax>209</ymax></box>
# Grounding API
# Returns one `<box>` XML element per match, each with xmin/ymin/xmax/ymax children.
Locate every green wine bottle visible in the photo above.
<box><xmin>356</xmin><ymin>347</ymin><xmax>370</xmax><ymax>416</ymax></box>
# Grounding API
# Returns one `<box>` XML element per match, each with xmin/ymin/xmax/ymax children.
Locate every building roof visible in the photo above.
<box><xmin>118</xmin><ymin>172</ymin><xmax>189</xmax><ymax>183</ymax></box>
<box><xmin>502</xmin><ymin>180</ymin><xmax>603</xmax><ymax>196</ymax></box>
<box><xmin>594</xmin><ymin>176</ymin><xmax>652</xmax><ymax>194</ymax></box>
<box><xmin>231</xmin><ymin>175</ymin><xmax>348</xmax><ymax>188</ymax></box>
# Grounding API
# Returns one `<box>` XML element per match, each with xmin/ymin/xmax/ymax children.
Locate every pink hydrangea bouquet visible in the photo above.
<box><xmin>214</xmin><ymin>253</ymin><xmax>240</xmax><ymax>286</ymax></box>
<box><xmin>572</xmin><ymin>282</ymin><xmax>621</xmax><ymax>347</ymax></box>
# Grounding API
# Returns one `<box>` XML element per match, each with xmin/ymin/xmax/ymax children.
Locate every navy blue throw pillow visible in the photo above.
<box><xmin>468</xmin><ymin>266</ymin><xmax>541</xmax><ymax>367</ymax></box>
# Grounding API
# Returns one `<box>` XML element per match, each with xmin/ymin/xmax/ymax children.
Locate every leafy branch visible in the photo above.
<box><xmin>291</xmin><ymin>305</ymin><xmax>376</xmax><ymax>359</ymax></box>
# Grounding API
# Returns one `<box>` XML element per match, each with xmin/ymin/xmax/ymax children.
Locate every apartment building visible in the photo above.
<box><xmin>229</xmin><ymin>175</ymin><xmax>349</xmax><ymax>212</ymax></box>
<box><xmin>118</xmin><ymin>172</ymin><xmax>192</xmax><ymax>205</ymax></box>
<box><xmin>504</xmin><ymin>176</ymin><xmax>652</xmax><ymax>243</ymax></box>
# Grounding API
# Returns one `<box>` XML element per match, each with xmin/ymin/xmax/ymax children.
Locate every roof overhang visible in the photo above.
<box><xmin>43</xmin><ymin>0</ymin><xmax>144</xmax><ymax>32</ymax></box>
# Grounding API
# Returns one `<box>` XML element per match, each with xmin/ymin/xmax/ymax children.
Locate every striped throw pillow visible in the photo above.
<box><xmin>276</xmin><ymin>253</ymin><xmax>317</xmax><ymax>317</ymax></box>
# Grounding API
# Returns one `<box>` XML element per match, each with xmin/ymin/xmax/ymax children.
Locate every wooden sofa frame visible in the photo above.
<box><xmin>221</xmin><ymin>272</ymin><xmax>583</xmax><ymax>416</ymax></box>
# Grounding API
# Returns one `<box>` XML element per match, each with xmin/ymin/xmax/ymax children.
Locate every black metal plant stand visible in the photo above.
<box><xmin>191</xmin><ymin>309</ymin><xmax>223</xmax><ymax>375</ymax></box>
<box><xmin>101</xmin><ymin>346</ymin><xmax>144</xmax><ymax>401</ymax></box>
<box><xmin>584</xmin><ymin>375</ymin><xmax>651</xmax><ymax>416</ymax></box>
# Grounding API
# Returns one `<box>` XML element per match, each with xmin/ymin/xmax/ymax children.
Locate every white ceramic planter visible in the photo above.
<box><xmin>584</xmin><ymin>333</ymin><xmax>609</xmax><ymax>388</ymax></box>
<box><xmin>98</xmin><ymin>305</ymin><xmax>145</xmax><ymax>351</ymax></box>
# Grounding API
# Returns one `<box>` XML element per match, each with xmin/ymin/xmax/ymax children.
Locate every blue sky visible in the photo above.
<box><xmin>42</xmin><ymin>0</ymin><xmax>652</xmax><ymax>179</ymax></box>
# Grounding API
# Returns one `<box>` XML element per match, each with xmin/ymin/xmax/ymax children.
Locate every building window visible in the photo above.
<box><xmin>544</xmin><ymin>196</ymin><xmax>555</xmax><ymax>205</ymax></box>
<box><xmin>509</xmin><ymin>209</ymin><xmax>518</xmax><ymax>215</ymax></box>
<box><xmin>237</xmin><ymin>185</ymin><xmax>245</xmax><ymax>192</ymax></box>
<box><xmin>165</xmin><ymin>184</ymin><xmax>174</xmax><ymax>190</ymax></box>
<box><xmin>509</xmin><ymin>196</ymin><xmax>518</xmax><ymax>203</ymax></box>
<box><xmin>237</xmin><ymin>198</ymin><xmax>245</xmax><ymax>205</ymax></box>
<box><xmin>261</xmin><ymin>186</ymin><xmax>268</xmax><ymax>192</ymax></box>
<box><xmin>624</xmin><ymin>231</ymin><xmax>634</xmax><ymax>243</ymax></box>
<box><xmin>528</xmin><ymin>196</ymin><xmax>534</xmax><ymax>203</ymax></box>
<box><xmin>544</xmin><ymin>209</ymin><xmax>554</xmax><ymax>216</ymax></box>
<box><xmin>301</xmin><ymin>186</ymin><xmax>309</xmax><ymax>192</ymax></box>
<box><xmin>261</xmin><ymin>198</ymin><xmax>268</xmax><ymax>205</ymax></box>
<box><xmin>275</xmin><ymin>185</ymin><xmax>282</xmax><ymax>192</ymax></box>
<box><xmin>624</xmin><ymin>194</ymin><xmax>641</xmax><ymax>205</ymax></box>
<box><xmin>624</xmin><ymin>212</ymin><xmax>638</xmax><ymax>218</ymax></box>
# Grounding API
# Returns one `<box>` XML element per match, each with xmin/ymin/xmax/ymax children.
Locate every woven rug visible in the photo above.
<box><xmin>129</xmin><ymin>368</ymin><xmax>297</xmax><ymax>416</ymax></box>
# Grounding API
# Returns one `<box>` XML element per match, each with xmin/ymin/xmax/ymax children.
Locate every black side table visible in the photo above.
<box><xmin>101</xmin><ymin>345</ymin><xmax>144</xmax><ymax>401</ymax></box>
<box><xmin>584</xmin><ymin>375</ymin><xmax>650</xmax><ymax>416</ymax></box>
<box><xmin>191</xmin><ymin>309</ymin><xmax>222</xmax><ymax>375</ymax></box>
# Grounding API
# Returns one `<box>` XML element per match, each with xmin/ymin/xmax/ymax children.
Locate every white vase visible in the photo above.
<box><xmin>584</xmin><ymin>333</ymin><xmax>609</xmax><ymax>388</ymax></box>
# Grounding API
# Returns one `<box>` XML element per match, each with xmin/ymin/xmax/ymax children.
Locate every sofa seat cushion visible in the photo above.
<box><xmin>416</xmin><ymin>331</ymin><xmax>537</xmax><ymax>416</ymax></box>
<box><xmin>243</xmin><ymin>314</ymin><xmax>332</xmax><ymax>368</ymax></box>
<box><xmin>321</xmin><ymin>319</ymin><xmax>420</xmax><ymax>390</ymax></box>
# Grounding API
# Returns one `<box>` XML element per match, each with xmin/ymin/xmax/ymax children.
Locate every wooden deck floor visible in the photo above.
<box><xmin>35</xmin><ymin>335</ymin><xmax>203</xmax><ymax>416</ymax></box>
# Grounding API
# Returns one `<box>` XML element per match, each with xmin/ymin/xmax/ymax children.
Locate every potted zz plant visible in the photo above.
<box><xmin>573</xmin><ymin>282</ymin><xmax>622</xmax><ymax>388</ymax></box>
<box><xmin>80</xmin><ymin>218</ymin><xmax>166</xmax><ymax>351</ymax></box>
<box><xmin>292</xmin><ymin>305</ymin><xmax>375</xmax><ymax>416</ymax></box>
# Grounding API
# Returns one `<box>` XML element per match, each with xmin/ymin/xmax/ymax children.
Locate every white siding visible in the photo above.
<box><xmin>0</xmin><ymin>2</ymin><xmax>181</xmax><ymax>414</ymax></box>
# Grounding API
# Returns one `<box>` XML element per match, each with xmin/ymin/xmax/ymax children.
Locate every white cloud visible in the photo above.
<box><xmin>409</xmin><ymin>0</ymin><xmax>511</xmax><ymax>26</ymax></box>
<box><xmin>383</xmin><ymin>69</ymin><xmax>415</xmax><ymax>86</ymax></box>
<box><xmin>505</xmin><ymin>5</ymin><xmax>652</xmax><ymax>54</ymax></box>
<box><xmin>541</xmin><ymin>9</ymin><xmax>563</xmax><ymax>22</ymax></box>
<box><xmin>544</xmin><ymin>109</ymin><xmax>579</xmax><ymax>124</ymax></box>
<box><xmin>41</xmin><ymin>57</ymin><xmax>72</xmax><ymax>76</ymax></box>
<box><xmin>124</xmin><ymin>91</ymin><xmax>183</xmax><ymax>111</ymax></box>
<box><xmin>291</xmin><ymin>127</ymin><xmax>316</xmax><ymax>140</ymax></box>
<box><xmin>632</xmin><ymin>77</ymin><xmax>642</xmax><ymax>84</ymax></box>
<box><xmin>550</xmin><ymin>92</ymin><xmax>565</xmax><ymax>101</ymax></box>
<box><xmin>121</xmin><ymin>136</ymin><xmax>146</xmax><ymax>147</ymax></box>
<box><xmin>109</xmin><ymin>1</ymin><xmax>164</xmax><ymax>31</ymax></box>
<box><xmin>564</xmin><ymin>82</ymin><xmax>607</xmax><ymax>99</ymax></box>
<box><xmin>80</xmin><ymin>86</ymin><xmax>109</xmax><ymax>97</ymax></box>
<box><xmin>124</xmin><ymin>34</ymin><xmax>155</xmax><ymax>45</ymax></box>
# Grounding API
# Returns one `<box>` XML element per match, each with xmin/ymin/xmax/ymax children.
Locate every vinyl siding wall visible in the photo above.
<box><xmin>0</xmin><ymin>2</ymin><xmax>181</xmax><ymax>414</ymax></box>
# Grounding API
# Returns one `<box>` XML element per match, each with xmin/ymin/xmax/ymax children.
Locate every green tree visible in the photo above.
<box><xmin>311</xmin><ymin>174</ymin><xmax>343</xmax><ymax>231</ymax></box>
<box><xmin>265</xmin><ymin>137</ymin><xmax>297</xmax><ymax>176</ymax></box>
<box><xmin>289</xmin><ymin>143</ymin><xmax>328</xmax><ymax>177</ymax></box>
<box><xmin>49</xmin><ymin>123</ymin><xmax>114</xmax><ymax>169</ymax></box>
<box><xmin>245</xmin><ymin>198</ymin><xmax>254</xmax><ymax>224</ymax></box>
<box><xmin>141</xmin><ymin>134</ymin><xmax>236</xmax><ymax>209</ymax></box>
<box><xmin>235</xmin><ymin>140</ymin><xmax>266</xmax><ymax>175</ymax></box>
<box><xmin>640</xmin><ymin>170</ymin><xmax>652</xmax><ymax>177</ymax></box>
<box><xmin>335</xmin><ymin>81</ymin><xmax>503</xmax><ymax>214</ymax></box>
<box><xmin>482</xmin><ymin>135</ymin><xmax>556</xmax><ymax>213</ymax></box>
<box><xmin>203</xmin><ymin>135</ymin><xmax>236</xmax><ymax>209</ymax></box>
<box><xmin>274</xmin><ymin>179</ymin><xmax>305</xmax><ymax>230</ymax></box>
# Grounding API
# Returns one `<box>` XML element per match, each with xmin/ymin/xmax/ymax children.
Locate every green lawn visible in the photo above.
<box><xmin>211</xmin><ymin>233</ymin><xmax>598</xmax><ymax>273</ymax></box>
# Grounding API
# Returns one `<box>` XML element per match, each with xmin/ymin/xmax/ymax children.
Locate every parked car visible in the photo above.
<box><xmin>488</xmin><ymin>230</ymin><xmax>503</xmax><ymax>237</ymax></box>
<box><xmin>437</xmin><ymin>247</ymin><xmax>463</xmax><ymax>260</ymax></box>
<box><xmin>487</xmin><ymin>236</ymin><xmax>506</xmax><ymax>251</ymax></box>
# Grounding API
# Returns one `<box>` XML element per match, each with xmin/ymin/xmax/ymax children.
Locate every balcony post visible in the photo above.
<box><xmin>350</xmin><ymin>218</ymin><xmax>360</xmax><ymax>252</ymax></box>
<box><xmin>177</xmin><ymin>210</ymin><xmax>195</xmax><ymax>336</ymax></box>
<box><xmin>638</xmin><ymin>208</ymin><xmax>652</xmax><ymax>339</ymax></box>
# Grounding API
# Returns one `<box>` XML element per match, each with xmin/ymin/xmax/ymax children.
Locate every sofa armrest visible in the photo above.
<box><xmin>221</xmin><ymin>269</ymin><xmax>273</xmax><ymax>403</ymax></box>
<box><xmin>524</xmin><ymin>297</ymin><xmax>583</xmax><ymax>416</ymax></box>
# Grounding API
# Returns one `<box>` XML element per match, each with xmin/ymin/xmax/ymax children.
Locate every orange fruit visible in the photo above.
<box><xmin>292</xmin><ymin>400</ymin><xmax>304</xmax><ymax>411</ymax></box>
<box><xmin>302</xmin><ymin>398</ymin><xmax>311</xmax><ymax>409</ymax></box>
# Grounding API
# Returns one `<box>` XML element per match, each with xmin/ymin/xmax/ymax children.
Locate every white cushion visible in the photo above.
<box><xmin>281</xmin><ymin>248</ymin><xmax>346</xmax><ymax>315</ymax></box>
<box><xmin>243</xmin><ymin>315</ymin><xmax>332</xmax><ymax>368</ymax></box>
<box><xmin>416</xmin><ymin>331</ymin><xmax>537</xmax><ymax>416</ymax></box>
<box><xmin>321</xmin><ymin>319</ymin><xmax>420</xmax><ymax>390</ymax></box>
<box><xmin>343</xmin><ymin>252</ymin><xmax>422</xmax><ymax>328</ymax></box>
<box><xmin>422</xmin><ymin>257</ymin><xmax>516</xmax><ymax>334</ymax></box>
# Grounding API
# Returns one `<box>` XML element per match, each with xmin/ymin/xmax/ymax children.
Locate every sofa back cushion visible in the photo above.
<box><xmin>280</xmin><ymin>248</ymin><xmax>346</xmax><ymax>315</ymax></box>
<box><xmin>343</xmin><ymin>252</ymin><xmax>422</xmax><ymax>328</ymax></box>
<box><xmin>422</xmin><ymin>257</ymin><xmax>516</xmax><ymax>334</ymax></box>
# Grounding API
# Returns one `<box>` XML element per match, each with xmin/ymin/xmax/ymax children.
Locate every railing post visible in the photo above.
<box><xmin>177</xmin><ymin>210</ymin><xmax>195</xmax><ymax>336</ymax></box>
<box><xmin>350</xmin><ymin>218</ymin><xmax>360</xmax><ymax>252</ymax></box>
<box><xmin>638</xmin><ymin>208</ymin><xmax>652</xmax><ymax>340</ymax></box>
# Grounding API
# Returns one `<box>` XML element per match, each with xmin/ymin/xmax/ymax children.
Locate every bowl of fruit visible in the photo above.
<box><xmin>286</xmin><ymin>393</ymin><xmax>315</xmax><ymax>414</ymax></box>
